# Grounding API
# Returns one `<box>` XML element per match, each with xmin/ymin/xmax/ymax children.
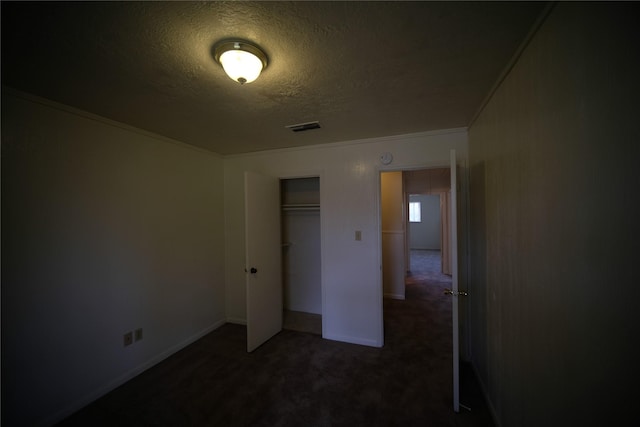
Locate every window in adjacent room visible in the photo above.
<box><xmin>409</xmin><ymin>201</ymin><xmax>421</xmax><ymax>222</ymax></box>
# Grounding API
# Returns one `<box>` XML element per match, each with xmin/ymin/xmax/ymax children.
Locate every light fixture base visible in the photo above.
<box><xmin>213</xmin><ymin>39</ymin><xmax>268</xmax><ymax>84</ymax></box>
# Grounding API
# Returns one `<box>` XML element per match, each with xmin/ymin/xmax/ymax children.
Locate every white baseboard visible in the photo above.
<box><xmin>45</xmin><ymin>319</ymin><xmax>227</xmax><ymax>426</ymax></box>
<box><xmin>384</xmin><ymin>293</ymin><xmax>405</xmax><ymax>300</ymax></box>
<box><xmin>226</xmin><ymin>317</ymin><xmax>247</xmax><ymax>325</ymax></box>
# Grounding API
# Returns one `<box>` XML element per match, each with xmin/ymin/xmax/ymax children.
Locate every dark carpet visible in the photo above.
<box><xmin>57</xmin><ymin>250</ymin><xmax>493</xmax><ymax>427</ymax></box>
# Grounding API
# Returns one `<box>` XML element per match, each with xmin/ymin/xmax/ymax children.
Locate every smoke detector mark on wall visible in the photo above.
<box><xmin>285</xmin><ymin>121</ymin><xmax>321</xmax><ymax>132</ymax></box>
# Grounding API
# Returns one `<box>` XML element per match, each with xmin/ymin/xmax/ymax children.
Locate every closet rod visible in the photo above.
<box><xmin>281</xmin><ymin>204</ymin><xmax>320</xmax><ymax>211</ymax></box>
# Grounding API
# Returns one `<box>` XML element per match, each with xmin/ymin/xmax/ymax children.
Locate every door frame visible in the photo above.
<box><xmin>376</xmin><ymin>154</ymin><xmax>469</xmax><ymax>411</ymax></box>
<box><xmin>378</xmin><ymin>161</ymin><xmax>453</xmax><ymax>300</ymax></box>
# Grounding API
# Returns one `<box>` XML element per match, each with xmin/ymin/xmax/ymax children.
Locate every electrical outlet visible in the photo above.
<box><xmin>355</xmin><ymin>230</ymin><xmax>362</xmax><ymax>241</ymax></box>
<box><xmin>123</xmin><ymin>332</ymin><xmax>133</xmax><ymax>347</ymax></box>
<box><xmin>134</xmin><ymin>328</ymin><xmax>143</xmax><ymax>342</ymax></box>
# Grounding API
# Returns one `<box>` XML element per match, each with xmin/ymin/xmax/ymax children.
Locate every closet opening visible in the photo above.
<box><xmin>280</xmin><ymin>177</ymin><xmax>322</xmax><ymax>335</ymax></box>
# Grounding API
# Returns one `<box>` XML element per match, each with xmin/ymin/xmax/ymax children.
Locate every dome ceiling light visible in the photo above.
<box><xmin>213</xmin><ymin>40</ymin><xmax>268</xmax><ymax>85</ymax></box>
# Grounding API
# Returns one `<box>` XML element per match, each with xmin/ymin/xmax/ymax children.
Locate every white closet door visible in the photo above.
<box><xmin>245</xmin><ymin>171</ymin><xmax>282</xmax><ymax>352</ymax></box>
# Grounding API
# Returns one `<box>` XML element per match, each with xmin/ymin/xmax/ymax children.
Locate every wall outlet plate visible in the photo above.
<box><xmin>134</xmin><ymin>328</ymin><xmax>143</xmax><ymax>342</ymax></box>
<box><xmin>123</xmin><ymin>332</ymin><xmax>133</xmax><ymax>347</ymax></box>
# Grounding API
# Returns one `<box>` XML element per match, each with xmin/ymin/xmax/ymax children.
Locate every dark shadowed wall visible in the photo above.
<box><xmin>468</xmin><ymin>3</ymin><xmax>640</xmax><ymax>426</ymax></box>
<box><xmin>1</xmin><ymin>90</ymin><xmax>227</xmax><ymax>426</ymax></box>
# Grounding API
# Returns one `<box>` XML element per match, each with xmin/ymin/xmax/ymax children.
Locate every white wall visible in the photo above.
<box><xmin>468</xmin><ymin>3</ymin><xmax>640</xmax><ymax>426</ymax></box>
<box><xmin>1</xmin><ymin>89</ymin><xmax>227</xmax><ymax>426</ymax></box>
<box><xmin>224</xmin><ymin>129</ymin><xmax>468</xmax><ymax>347</ymax></box>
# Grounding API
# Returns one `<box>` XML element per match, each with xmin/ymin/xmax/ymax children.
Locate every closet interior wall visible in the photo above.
<box><xmin>280</xmin><ymin>177</ymin><xmax>322</xmax><ymax>321</ymax></box>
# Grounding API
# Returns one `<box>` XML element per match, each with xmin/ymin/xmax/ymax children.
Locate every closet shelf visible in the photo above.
<box><xmin>281</xmin><ymin>203</ymin><xmax>320</xmax><ymax>211</ymax></box>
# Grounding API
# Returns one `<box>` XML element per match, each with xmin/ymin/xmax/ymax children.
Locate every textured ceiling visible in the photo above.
<box><xmin>1</xmin><ymin>1</ymin><xmax>546</xmax><ymax>155</ymax></box>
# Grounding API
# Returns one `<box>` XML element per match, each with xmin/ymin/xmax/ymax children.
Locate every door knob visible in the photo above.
<box><xmin>444</xmin><ymin>289</ymin><xmax>468</xmax><ymax>296</ymax></box>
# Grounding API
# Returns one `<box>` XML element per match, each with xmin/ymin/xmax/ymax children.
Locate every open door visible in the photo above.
<box><xmin>245</xmin><ymin>171</ymin><xmax>282</xmax><ymax>352</ymax></box>
<box><xmin>449</xmin><ymin>149</ymin><xmax>461</xmax><ymax>412</ymax></box>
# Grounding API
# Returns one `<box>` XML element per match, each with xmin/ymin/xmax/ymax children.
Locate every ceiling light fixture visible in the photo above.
<box><xmin>213</xmin><ymin>40</ymin><xmax>268</xmax><ymax>85</ymax></box>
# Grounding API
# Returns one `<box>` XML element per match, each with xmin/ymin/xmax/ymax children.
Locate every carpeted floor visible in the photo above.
<box><xmin>56</xmin><ymin>250</ymin><xmax>493</xmax><ymax>427</ymax></box>
<box><xmin>283</xmin><ymin>310</ymin><xmax>322</xmax><ymax>335</ymax></box>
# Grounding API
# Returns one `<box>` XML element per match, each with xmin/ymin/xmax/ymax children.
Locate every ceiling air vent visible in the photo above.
<box><xmin>285</xmin><ymin>121</ymin><xmax>321</xmax><ymax>132</ymax></box>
